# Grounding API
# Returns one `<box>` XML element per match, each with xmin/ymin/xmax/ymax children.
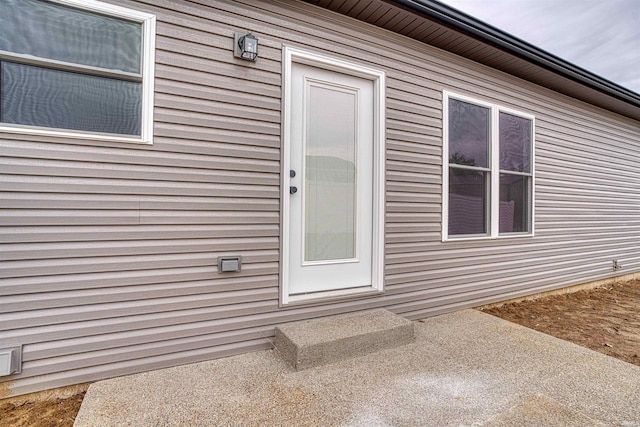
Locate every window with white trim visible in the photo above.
<box><xmin>0</xmin><ymin>0</ymin><xmax>155</xmax><ymax>143</ymax></box>
<box><xmin>443</xmin><ymin>92</ymin><xmax>534</xmax><ymax>240</ymax></box>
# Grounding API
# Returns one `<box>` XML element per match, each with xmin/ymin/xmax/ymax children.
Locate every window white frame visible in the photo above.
<box><xmin>280</xmin><ymin>46</ymin><xmax>385</xmax><ymax>305</ymax></box>
<box><xmin>442</xmin><ymin>91</ymin><xmax>535</xmax><ymax>241</ymax></box>
<box><xmin>0</xmin><ymin>0</ymin><xmax>156</xmax><ymax>144</ymax></box>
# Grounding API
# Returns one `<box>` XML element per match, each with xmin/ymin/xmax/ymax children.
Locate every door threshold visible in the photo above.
<box><xmin>283</xmin><ymin>286</ymin><xmax>382</xmax><ymax>306</ymax></box>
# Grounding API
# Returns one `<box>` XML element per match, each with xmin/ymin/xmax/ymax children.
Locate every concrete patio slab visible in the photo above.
<box><xmin>74</xmin><ymin>310</ymin><xmax>640</xmax><ymax>426</ymax></box>
<box><xmin>483</xmin><ymin>395</ymin><xmax>606</xmax><ymax>427</ymax></box>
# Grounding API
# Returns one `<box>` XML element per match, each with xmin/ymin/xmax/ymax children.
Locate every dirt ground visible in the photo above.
<box><xmin>2</xmin><ymin>279</ymin><xmax>639</xmax><ymax>426</ymax></box>
<box><xmin>482</xmin><ymin>279</ymin><xmax>640</xmax><ymax>367</ymax></box>
<box><xmin>0</xmin><ymin>392</ymin><xmax>85</xmax><ymax>427</ymax></box>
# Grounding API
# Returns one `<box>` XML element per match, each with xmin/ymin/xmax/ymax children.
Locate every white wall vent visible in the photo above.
<box><xmin>0</xmin><ymin>346</ymin><xmax>22</xmax><ymax>376</ymax></box>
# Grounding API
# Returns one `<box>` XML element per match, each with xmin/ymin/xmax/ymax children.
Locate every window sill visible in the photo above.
<box><xmin>0</xmin><ymin>124</ymin><xmax>152</xmax><ymax>145</ymax></box>
<box><xmin>443</xmin><ymin>232</ymin><xmax>534</xmax><ymax>242</ymax></box>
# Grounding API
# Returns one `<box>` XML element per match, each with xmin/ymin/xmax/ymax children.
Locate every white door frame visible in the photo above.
<box><xmin>280</xmin><ymin>46</ymin><xmax>386</xmax><ymax>305</ymax></box>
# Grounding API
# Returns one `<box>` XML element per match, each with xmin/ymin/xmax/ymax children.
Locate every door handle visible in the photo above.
<box><xmin>290</xmin><ymin>170</ymin><xmax>297</xmax><ymax>194</ymax></box>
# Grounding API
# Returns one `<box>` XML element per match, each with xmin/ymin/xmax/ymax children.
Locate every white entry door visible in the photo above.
<box><xmin>283</xmin><ymin>51</ymin><xmax>384</xmax><ymax>303</ymax></box>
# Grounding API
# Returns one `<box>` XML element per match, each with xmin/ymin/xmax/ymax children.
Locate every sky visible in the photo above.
<box><xmin>437</xmin><ymin>0</ymin><xmax>640</xmax><ymax>93</ymax></box>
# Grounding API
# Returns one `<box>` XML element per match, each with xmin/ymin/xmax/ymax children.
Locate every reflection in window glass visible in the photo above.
<box><xmin>448</xmin><ymin>169</ymin><xmax>488</xmax><ymax>236</ymax></box>
<box><xmin>0</xmin><ymin>0</ymin><xmax>141</xmax><ymax>73</ymax></box>
<box><xmin>449</xmin><ymin>99</ymin><xmax>490</xmax><ymax>168</ymax></box>
<box><xmin>499</xmin><ymin>112</ymin><xmax>531</xmax><ymax>173</ymax></box>
<box><xmin>1</xmin><ymin>62</ymin><xmax>141</xmax><ymax>135</ymax></box>
<box><xmin>499</xmin><ymin>174</ymin><xmax>529</xmax><ymax>233</ymax></box>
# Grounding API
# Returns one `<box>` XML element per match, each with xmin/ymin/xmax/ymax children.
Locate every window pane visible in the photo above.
<box><xmin>499</xmin><ymin>112</ymin><xmax>531</xmax><ymax>173</ymax></box>
<box><xmin>499</xmin><ymin>174</ymin><xmax>530</xmax><ymax>233</ymax></box>
<box><xmin>449</xmin><ymin>98</ymin><xmax>490</xmax><ymax>168</ymax></box>
<box><xmin>304</xmin><ymin>85</ymin><xmax>356</xmax><ymax>262</ymax></box>
<box><xmin>0</xmin><ymin>0</ymin><xmax>141</xmax><ymax>73</ymax></box>
<box><xmin>448</xmin><ymin>168</ymin><xmax>488</xmax><ymax>236</ymax></box>
<box><xmin>1</xmin><ymin>62</ymin><xmax>141</xmax><ymax>135</ymax></box>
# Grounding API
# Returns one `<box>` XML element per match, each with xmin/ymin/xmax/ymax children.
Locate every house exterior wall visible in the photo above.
<box><xmin>1</xmin><ymin>0</ymin><xmax>638</xmax><ymax>396</ymax></box>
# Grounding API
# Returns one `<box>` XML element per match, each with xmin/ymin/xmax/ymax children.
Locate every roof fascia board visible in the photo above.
<box><xmin>390</xmin><ymin>0</ymin><xmax>640</xmax><ymax>107</ymax></box>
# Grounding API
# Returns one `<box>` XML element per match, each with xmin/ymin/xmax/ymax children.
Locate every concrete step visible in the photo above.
<box><xmin>275</xmin><ymin>309</ymin><xmax>415</xmax><ymax>370</ymax></box>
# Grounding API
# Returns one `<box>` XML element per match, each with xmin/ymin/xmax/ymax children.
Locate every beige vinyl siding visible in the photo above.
<box><xmin>1</xmin><ymin>0</ymin><xmax>638</xmax><ymax>396</ymax></box>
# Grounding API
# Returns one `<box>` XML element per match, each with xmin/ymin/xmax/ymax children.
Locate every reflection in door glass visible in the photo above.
<box><xmin>305</xmin><ymin>84</ymin><xmax>357</xmax><ymax>261</ymax></box>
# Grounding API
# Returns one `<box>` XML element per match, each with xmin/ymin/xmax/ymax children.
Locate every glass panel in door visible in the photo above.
<box><xmin>304</xmin><ymin>84</ymin><xmax>357</xmax><ymax>262</ymax></box>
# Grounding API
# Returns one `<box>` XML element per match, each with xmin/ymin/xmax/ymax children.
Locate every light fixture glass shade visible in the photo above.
<box><xmin>238</xmin><ymin>33</ymin><xmax>258</xmax><ymax>61</ymax></box>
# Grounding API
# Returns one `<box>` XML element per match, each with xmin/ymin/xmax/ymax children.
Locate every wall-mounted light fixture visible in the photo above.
<box><xmin>234</xmin><ymin>32</ymin><xmax>258</xmax><ymax>61</ymax></box>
